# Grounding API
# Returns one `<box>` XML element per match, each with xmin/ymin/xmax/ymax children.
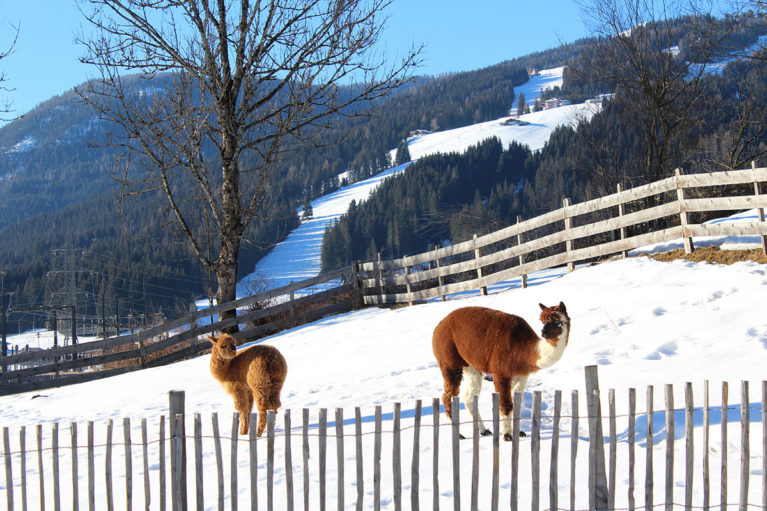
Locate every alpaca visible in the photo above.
<box><xmin>208</xmin><ymin>333</ymin><xmax>288</xmax><ymax>436</ymax></box>
<box><xmin>432</xmin><ymin>302</ymin><xmax>570</xmax><ymax>440</ymax></box>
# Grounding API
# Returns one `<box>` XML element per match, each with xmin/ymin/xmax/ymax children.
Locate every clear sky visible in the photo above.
<box><xmin>0</xmin><ymin>0</ymin><xmax>590</xmax><ymax>123</ymax></box>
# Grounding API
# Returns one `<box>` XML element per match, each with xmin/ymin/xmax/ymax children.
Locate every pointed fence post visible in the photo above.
<box><xmin>585</xmin><ymin>366</ymin><xmax>608</xmax><ymax>511</ymax></box>
<box><xmin>169</xmin><ymin>391</ymin><xmax>187</xmax><ymax>511</ymax></box>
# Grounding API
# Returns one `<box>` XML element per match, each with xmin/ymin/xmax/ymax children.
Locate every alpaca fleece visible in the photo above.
<box><xmin>209</xmin><ymin>334</ymin><xmax>287</xmax><ymax>436</ymax></box>
<box><xmin>432</xmin><ymin>302</ymin><xmax>570</xmax><ymax>440</ymax></box>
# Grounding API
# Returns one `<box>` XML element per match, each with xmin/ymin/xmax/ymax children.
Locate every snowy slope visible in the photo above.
<box><xmin>246</xmin><ymin>68</ymin><xmax>595</xmax><ymax>290</ymax></box>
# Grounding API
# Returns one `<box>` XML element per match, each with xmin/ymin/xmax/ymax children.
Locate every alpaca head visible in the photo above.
<box><xmin>538</xmin><ymin>301</ymin><xmax>570</xmax><ymax>341</ymax></box>
<box><xmin>209</xmin><ymin>333</ymin><xmax>238</xmax><ymax>360</ymax></box>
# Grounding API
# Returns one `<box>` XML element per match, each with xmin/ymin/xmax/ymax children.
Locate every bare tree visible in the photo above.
<box><xmin>0</xmin><ymin>21</ymin><xmax>18</xmax><ymax>120</ymax></box>
<box><xmin>575</xmin><ymin>0</ymin><xmax>735</xmax><ymax>184</ymax></box>
<box><xmin>76</xmin><ymin>0</ymin><xmax>421</xmax><ymax>329</ymax></box>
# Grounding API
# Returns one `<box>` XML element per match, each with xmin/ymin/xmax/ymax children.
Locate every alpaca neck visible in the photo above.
<box><xmin>210</xmin><ymin>352</ymin><xmax>233</xmax><ymax>381</ymax></box>
<box><xmin>536</xmin><ymin>324</ymin><xmax>569</xmax><ymax>369</ymax></box>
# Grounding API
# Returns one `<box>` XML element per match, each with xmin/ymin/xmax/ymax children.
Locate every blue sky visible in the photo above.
<box><xmin>0</xmin><ymin>0</ymin><xmax>589</xmax><ymax>122</ymax></box>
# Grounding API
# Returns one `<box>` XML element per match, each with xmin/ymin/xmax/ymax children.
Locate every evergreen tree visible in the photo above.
<box><xmin>302</xmin><ymin>195</ymin><xmax>314</xmax><ymax>220</ymax></box>
<box><xmin>516</xmin><ymin>93</ymin><xmax>527</xmax><ymax>116</ymax></box>
<box><xmin>394</xmin><ymin>140</ymin><xmax>412</xmax><ymax>165</ymax></box>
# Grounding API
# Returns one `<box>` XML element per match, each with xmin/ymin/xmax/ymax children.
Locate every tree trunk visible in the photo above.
<box><xmin>216</xmin><ymin>237</ymin><xmax>241</xmax><ymax>334</ymax></box>
<box><xmin>217</xmin><ymin>149</ymin><xmax>243</xmax><ymax>334</ymax></box>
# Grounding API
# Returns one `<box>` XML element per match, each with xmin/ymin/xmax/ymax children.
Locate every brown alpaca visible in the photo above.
<box><xmin>432</xmin><ymin>302</ymin><xmax>570</xmax><ymax>440</ymax></box>
<box><xmin>208</xmin><ymin>334</ymin><xmax>288</xmax><ymax>436</ymax></box>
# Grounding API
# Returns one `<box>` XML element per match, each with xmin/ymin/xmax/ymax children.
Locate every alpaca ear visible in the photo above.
<box><xmin>539</xmin><ymin>303</ymin><xmax>546</xmax><ymax>311</ymax></box>
<box><xmin>208</xmin><ymin>336</ymin><xmax>217</xmax><ymax>345</ymax></box>
<box><xmin>559</xmin><ymin>301</ymin><xmax>567</xmax><ymax>313</ymax></box>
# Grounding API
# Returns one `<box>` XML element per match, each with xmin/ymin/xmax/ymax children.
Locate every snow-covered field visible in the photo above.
<box><xmin>2</xmin><ymin>225</ymin><xmax>766</xmax><ymax>510</ymax></box>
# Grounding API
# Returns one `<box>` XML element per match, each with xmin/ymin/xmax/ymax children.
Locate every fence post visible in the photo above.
<box><xmin>188</xmin><ymin>304</ymin><xmax>197</xmax><ymax>339</ymax></box>
<box><xmin>752</xmin><ymin>161</ymin><xmax>767</xmax><ymax>254</ymax></box>
<box><xmin>616</xmin><ymin>184</ymin><xmax>628</xmax><ymax>258</ymax></box>
<box><xmin>563</xmin><ymin>198</ymin><xmax>575</xmax><ymax>271</ymax></box>
<box><xmin>675</xmin><ymin>168</ymin><xmax>694</xmax><ymax>254</ymax></box>
<box><xmin>404</xmin><ymin>257</ymin><xmax>414</xmax><ymax>307</ymax></box>
<box><xmin>435</xmin><ymin>247</ymin><xmax>446</xmax><ymax>302</ymax></box>
<box><xmin>585</xmin><ymin>365</ymin><xmax>608</xmax><ymax>511</ymax></box>
<box><xmin>472</xmin><ymin>234</ymin><xmax>488</xmax><ymax>296</ymax></box>
<box><xmin>377</xmin><ymin>253</ymin><xmax>386</xmax><ymax>305</ymax></box>
<box><xmin>352</xmin><ymin>261</ymin><xmax>364</xmax><ymax>309</ymax></box>
<box><xmin>169</xmin><ymin>391</ymin><xmax>187</xmax><ymax>511</ymax></box>
<box><xmin>740</xmin><ymin>381</ymin><xmax>750</xmax><ymax>511</ymax></box>
<box><xmin>516</xmin><ymin>216</ymin><xmax>528</xmax><ymax>288</ymax></box>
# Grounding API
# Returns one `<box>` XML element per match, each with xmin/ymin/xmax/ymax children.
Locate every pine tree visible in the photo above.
<box><xmin>302</xmin><ymin>195</ymin><xmax>314</xmax><ymax>220</ymax></box>
<box><xmin>516</xmin><ymin>92</ymin><xmax>527</xmax><ymax>116</ymax></box>
<box><xmin>394</xmin><ymin>140</ymin><xmax>412</xmax><ymax>165</ymax></box>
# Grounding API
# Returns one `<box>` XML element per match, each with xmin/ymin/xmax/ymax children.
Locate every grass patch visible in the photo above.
<box><xmin>645</xmin><ymin>245</ymin><xmax>767</xmax><ymax>265</ymax></box>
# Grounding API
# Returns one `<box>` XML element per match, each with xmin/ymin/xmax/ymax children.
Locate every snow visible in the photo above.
<box><xmin>2</xmin><ymin>238</ymin><xmax>766</xmax><ymax>509</ymax></box>
<box><xmin>241</xmin><ymin>163</ymin><xmax>411</xmax><ymax>292</ymax></box>
<box><xmin>403</xmin><ymin>103</ymin><xmax>595</xmax><ymax>162</ymax></box>
<box><xmin>512</xmin><ymin>66</ymin><xmax>564</xmax><ymax>108</ymax></box>
<box><xmin>3</xmin><ymin>136</ymin><xmax>37</xmax><ymax>154</ymax></box>
<box><xmin>1</xmin><ymin>67</ymin><xmax>766</xmax><ymax>509</ymax></box>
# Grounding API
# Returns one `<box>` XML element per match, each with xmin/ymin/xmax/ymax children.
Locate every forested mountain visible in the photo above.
<box><xmin>0</xmin><ymin>50</ymin><xmax>537</xmax><ymax>332</ymax></box>
<box><xmin>320</xmin><ymin>12</ymin><xmax>767</xmax><ymax>271</ymax></box>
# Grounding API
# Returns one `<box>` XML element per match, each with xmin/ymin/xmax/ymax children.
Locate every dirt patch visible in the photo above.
<box><xmin>644</xmin><ymin>245</ymin><xmax>767</xmax><ymax>265</ymax></box>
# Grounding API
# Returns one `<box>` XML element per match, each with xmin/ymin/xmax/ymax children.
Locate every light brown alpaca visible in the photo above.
<box><xmin>208</xmin><ymin>333</ymin><xmax>288</xmax><ymax>436</ymax></box>
<box><xmin>432</xmin><ymin>302</ymin><xmax>570</xmax><ymax>440</ymax></box>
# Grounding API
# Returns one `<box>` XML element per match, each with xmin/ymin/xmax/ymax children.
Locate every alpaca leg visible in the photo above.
<box><xmin>440</xmin><ymin>366</ymin><xmax>463</xmax><ymax>423</ymax></box>
<box><xmin>511</xmin><ymin>375</ymin><xmax>528</xmax><ymax>397</ymax></box>
<box><xmin>462</xmin><ymin>367</ymin><xmax>491</xmax><ymax>436</ymax></box>
<box><xmin>255</xmin><ymin>403</ymin><xmax>268</xmax><ymax>437</ymax></box>
<box><xmin>232</xmin><ymin>391</ymin><xmax>254</xmax><ymax>436</ymax></box>
<box><xmin>509</xmin><ymin>375</ymin><xmax>528</xmax><ymax>439</ymax></box>
<box><xmin>493</xmin><ymin>375</ymin><xmax>514</xmax><ymax>441</ymax></box>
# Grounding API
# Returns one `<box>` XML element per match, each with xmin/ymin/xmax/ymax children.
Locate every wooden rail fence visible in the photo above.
<box><xmin>0</xmin><ymin>265</ymin><xmax>363</xmax><ymax>396</ymax></box>
<box><xmin>359</xmin><ymin>166</ymin><xmax>767</xmax><ymax>305</ymax></box>
<box><xmin>1</xmin><ymin>166</ymin><xmax>766</xmax><ymax>394</ymax></box>
<box><xmin>1</xmin><ymin>367</ymin><xmax>765</xmax><ymax>510</ymax></box>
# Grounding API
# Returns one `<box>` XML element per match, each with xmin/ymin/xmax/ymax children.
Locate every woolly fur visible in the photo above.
<box><xmin>209</xmin><ymin>334</ymin><xmax>288</xmax><ymax>436</ymax></box>
<box><xmin>432</xmin><ymin>302</ymin><xmax>570</xmax><ymax>439</ymax></box>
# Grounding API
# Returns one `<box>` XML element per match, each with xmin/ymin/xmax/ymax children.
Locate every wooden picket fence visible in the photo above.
<box><xmin>2</xmin><ymin>367</ymin><xmax>766</xmax><ymax>510</ymax></box>
<box><xmin>359</xmin><ymin>167</ymin><xmax>767</xmax><ymax>305</ymax></box>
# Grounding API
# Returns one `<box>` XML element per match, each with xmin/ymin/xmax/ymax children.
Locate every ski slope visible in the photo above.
<box><xmin>245</xmin><ymin>68</ymin><xmax>595</xmax><ymax>290</ymax></box>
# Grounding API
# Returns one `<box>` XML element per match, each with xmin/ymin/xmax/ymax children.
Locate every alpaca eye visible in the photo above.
<box><xmin>553</xmin><ymin>321</ymin><xmax>562</xmax><ymax>327</ymax></box>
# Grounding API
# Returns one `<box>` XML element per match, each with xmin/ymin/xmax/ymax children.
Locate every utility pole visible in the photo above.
<box><xmin>1</xmin><ymin>270</ymin><xmax>6</xmax><ymax>358</ymax></box>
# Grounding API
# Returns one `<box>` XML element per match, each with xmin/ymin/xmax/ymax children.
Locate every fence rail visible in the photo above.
<box><xmin>0</xmin><ymin>265</ymin><xmax>362</xmax><ymax>395</ymax></box>
<box><xmin>2</xmin><ymin>166</ymin><xmax>767</xmax><ymax>394</ymax></box>
<box><xmin>1</xmin><ymin>368</ymin><xmax>765</xmax><ymax>510</ymax></box>
<box><xmin>358</xmin><ymin>167</ymin><xmax>767</xmax><ymax>305</ymax></box>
